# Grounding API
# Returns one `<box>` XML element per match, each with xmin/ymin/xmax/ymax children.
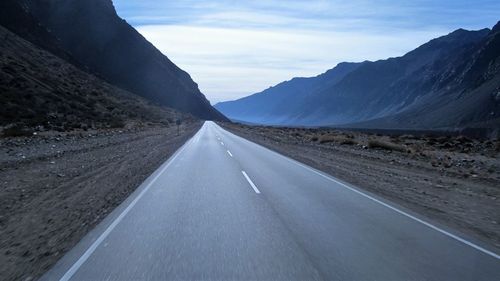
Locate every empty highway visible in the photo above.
<box><xmin>42</xmin><ymin>121</ymin><xmax>500</xmax><ymax>280</ymax></box>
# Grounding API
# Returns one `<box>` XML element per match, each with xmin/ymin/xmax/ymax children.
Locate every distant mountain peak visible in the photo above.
<box><xmin>433</xmin><ymin>27</ymin><xmax>489</xmax><ymax>44</ymax></box>
<box><xmin>216</xmin><ymin>22</ymin><xmax>500</xmax><ymax>132</ymax></box>
<box><xmin>492</xmin><ymin>21</ymin><xmax>500</xmax><ymax>33</ymax></box>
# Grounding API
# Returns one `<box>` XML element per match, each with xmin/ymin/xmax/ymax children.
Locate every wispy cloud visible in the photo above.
<box><xmin>114</xmin><ymin>0</ymin><xmax>500</xmax><ymax>103</ymax></box>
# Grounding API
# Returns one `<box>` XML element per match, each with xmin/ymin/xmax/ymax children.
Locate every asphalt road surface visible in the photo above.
<box><xmin>42</xmin><ymin>121</ymin><xmax>500</xmax><ymax>281</ymax></box>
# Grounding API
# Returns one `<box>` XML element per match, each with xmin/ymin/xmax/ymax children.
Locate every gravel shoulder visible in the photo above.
<box><xmin>0</xmin><ymin>121</ymin><xmax>202</xmax><ymax>281</ymax></box>
<box><xmin>220</xmin><ymin>122</ymin><xmax>500</xmax><ymax>252</ymax></box>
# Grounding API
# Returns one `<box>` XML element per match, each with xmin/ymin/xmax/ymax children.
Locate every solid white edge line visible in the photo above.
<box><xmin>241</xmin><ymin>171</ymin><xmax>261</xmax><ymax>194</ymax></box>
<box><xmin>213</xmin><ymin>123</ymin><xmax>500</xmax><ymax>260</ymax></box>
<box><xmin>227</xmin><ymin>150</ymin><xmax>233</xmax><ymax>157</ymax></box>
<box><xmin>290</xmin><ymin>160</ymin><xmax>500</xmax><ymax>260</ymax></box>
<box><xmin>58</xmin><ymin>131</ymin><xmax>195</xmax><ymax>281</ymax></box>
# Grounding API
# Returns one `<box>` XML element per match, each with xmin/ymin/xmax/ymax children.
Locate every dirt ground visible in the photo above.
<box><xmin>220</xmin><ymin>122</ymin><xmax>500</xmax><ymax>252</ymax></box>
<box><xmin>0</xmin><ymin>121</ymin><xmax>201</xmax><ymax>281</ymax></box>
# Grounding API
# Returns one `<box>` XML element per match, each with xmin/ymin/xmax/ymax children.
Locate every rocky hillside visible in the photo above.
<box><xmin>4</xmin><ymin>0</ymin><xmax>226</xmax><ymax>121</ymax></box>
<box><xmin>0</xmin><ymin>24</ymin><xmax>191</xmax><ymax>136</ymax></box>
<box><xmin>216</xmin><ymin>23</ymin><xmax>500</xmax><ymax>134</ymax></box>
<box><xmin>350</xmin><ymin>23</ymin><xmax>500</xmax><ymax>132</ymax></box>
<box><xmin>215</xmin><ymin>62</ymin><xmax>361</xmax><ymax>124</ymax></box>
<box><xmin>0</xmin><ymin>0</ymin><xmax>73</xmax><ymax>63</ymax></box>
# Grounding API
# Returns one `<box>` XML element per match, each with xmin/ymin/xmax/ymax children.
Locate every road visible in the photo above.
<box><xmin>42</xmin><ymin>121</ymin><xmax>500</xmax><ymax>280</ymax></box>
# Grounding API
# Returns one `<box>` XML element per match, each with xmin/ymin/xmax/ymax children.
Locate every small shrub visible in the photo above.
<box><xmin>368</xmin><ymin>139</ymin><xmax>407</xmax><ymax>152</ymax></box>
<box><xmin>456</xmin><ymin>135</ymin><xmax>472</xmax><ymax>143</ymax></box>
<box><xmin>109</xmin><ymin>118</ymin><xmax>125</xmax><ymax>128</ymax></box>
<box><xmin>339</xmin><ymin>138</ymin><xmax>357</xmax><ymax>145</ymax></box>
<box><xmin>318</xmin><ymin>135</ymin><xmax>336</xmax><ymax>144</ymax></box>
<box><xmin>2</xmin><ymin>125</ymin><xmax>33</xmax><ymax>137</ymax></box>
<box><xmin>310</xmin><ymin>136</ymin><xmax>319</xmax><ymax>142</ymax></box>
<box><xmin>318</xmin><ymin>134</ymin><xmax>357</xmax><ymax>145</ymax></box>
<box><xmin>390</xmin><ymin>136</ymin><xmax>401</xmax><ymax>143</ymax></box>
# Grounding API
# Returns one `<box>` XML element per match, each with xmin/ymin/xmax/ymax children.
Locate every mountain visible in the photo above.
<box><xmin>0</xmin><ymin>0</ymin><xmax>75</xmax><ymax>60</ymax></box>
<box><xmin>0</xmin><ymin>24</ymin><xmax>189</xmax><ymax>134</ymax></box>
<box><xmin>8</xmin><ymin>0</ymin><xmax>226</xmax><ymax>121</ymax></box>
<box><xmin>215</xmin><ymin>23</ymin><xmax>500</xmax><ymax>132</ymax></box>
<box><xmin>349</xmin><ymin>23</ymin><xmax>500</xmax><ymax>131</ymax></box>
<box><xmin>215</xmin><ymin>62</ymin><xmax>361</xmax><ymax>124</ymax></box>
<box><xmin>0</xmin><ymin>0</ymin><xmax>196</xmax><ymax>134</ymax></box>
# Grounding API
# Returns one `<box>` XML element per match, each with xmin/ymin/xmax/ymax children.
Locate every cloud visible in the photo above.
<box><xmin>114</xmin><ymin>0</ymin><xmax>500</xmax><ymax>103</ymax></box>
<box><xmin>137</xmin><ymin>25</ymin><xmax>445</xmax><ymax>103</ymax></box>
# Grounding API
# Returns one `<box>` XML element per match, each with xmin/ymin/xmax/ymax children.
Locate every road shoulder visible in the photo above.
<box><xmin>0</xmin><ymin>121</ymin><xmax>202</xmax><ymax>281</ymax></box>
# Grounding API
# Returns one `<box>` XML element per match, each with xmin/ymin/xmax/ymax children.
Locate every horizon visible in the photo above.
<box><xmin>113</xmin><ymin>0</ymin><xmax>500</xmax><ymax>104</ymax></box>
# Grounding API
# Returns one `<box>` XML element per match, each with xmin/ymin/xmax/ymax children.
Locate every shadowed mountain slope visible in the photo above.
<box><xmin>216</xmin><ymin>23</ymin><xmax>500</xmax><ymax>133</ymax></box>
<box><xmin>0</xmin><ymin>23</ymin><xmax>190</xmax><ymax>134</ymax></box>
<box><xmin>11</xmin><ymin>0</ymin><xmax>226</xmax><ymax>121</ymax></box>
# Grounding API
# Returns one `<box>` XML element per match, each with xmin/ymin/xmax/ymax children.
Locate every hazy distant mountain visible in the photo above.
<box><xmin>215</xmin><ymin>62</ymin><xmax>361</xmax><ymax>124</ymax></box>
<box><xmin>10</xmin><ymin>0</ymin><xmax>227</xmax><ymax>121</ymax></box>
<box><xmin>216</xmin><ymin>23</ymin><xmax>500</xmax><ymax>132</ymax></box>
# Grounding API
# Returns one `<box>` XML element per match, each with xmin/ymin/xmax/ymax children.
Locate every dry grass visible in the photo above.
<box><xmin>368</xmin><ymin>139</ymin><xmax>408</xmax><ymax>152</ymax></box>
<box><xmin>318</xmin><ymin>135</ymin><xmax>336</xmax><ymax>143</ymax></box>
<box><xmin>2</xmin><ymin>125</ymin><xmax>33</xmax><ymax>138</ymax></box>
<box><xmin>318</xmin><ymin>134</ymin><xmax>357</xmax><ymax>145</ymax></box>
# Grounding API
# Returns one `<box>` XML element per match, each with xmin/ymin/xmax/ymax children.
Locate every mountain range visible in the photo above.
<box><xmin>0</xmin><ymin>22</ymin><xmax>193</xmax><ymax>133</ymax></box>
<box><xmin>215</xmin><ymin>22</ymin><xmax>500</xmax><ymax>133</ymax></box>
<box><xmin>2</xmin><ymin>0</ymin><xmax>499</xmax><ymax>134</ymax></box>
<box><xmin>1</xmin><ymin>0</ymin><xmax>227</xmax><ymax>124</ymax></box>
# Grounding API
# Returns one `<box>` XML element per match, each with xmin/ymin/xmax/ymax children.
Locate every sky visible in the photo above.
<box><xmin>113</xmin><ymin>0</ymin><xmax>500</xmax><ymax>104</ymax></box>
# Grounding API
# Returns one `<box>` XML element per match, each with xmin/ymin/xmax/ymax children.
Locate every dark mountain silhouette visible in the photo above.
<box><xmin>0</xmin><ymin>0</ymin><xmax>199</xmax><ymax>134</ymax></box>
<box><xmin>0</xmin><ymin>24</ymin><xmax>189</xmax><ymax>134</ymax></box>
<box><xmin>216</xmin><ymin>23</ymin><xmax>500</xmax><ymax>132</ymax></box>
<box><xmin>0</xmin><ymin>0</ymin><xmax>74</xmax><ymax>63</ymax></box>
<box><xmin>9</xmin><ymin>0</ymin><xmax>226</xmax><ymax>121</ymax></box>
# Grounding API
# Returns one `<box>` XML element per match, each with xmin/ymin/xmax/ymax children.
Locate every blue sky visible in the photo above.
<box><xmin>113</xmin><ymin>0</ymin><xmax>500</xmax><ymax>104</ymax></box>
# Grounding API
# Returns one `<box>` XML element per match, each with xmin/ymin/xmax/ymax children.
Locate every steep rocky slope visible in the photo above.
<box><xmin>0</xmin><ymin>25</ymin><xmax>190</xmax><ymax>135</ymax></box>
<box><xmin>350</xmin><ymin>23</ymin><xmax>500</xmax><ymax>132</ymax></box>
<box><xmin>0</xmin><ymin>0</ymin><xmax>73</xmax><ymax>63</ymax></box>
<box><xmin>4</xmin><ymin>0</ymin><xmax>226</xmax><ymax>121</ymax></box>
